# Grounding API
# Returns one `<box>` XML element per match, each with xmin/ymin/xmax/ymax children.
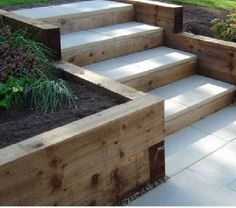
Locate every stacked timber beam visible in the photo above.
<box><xmin>166</xmin><ymin>32</ymin><xmax>236</xmax><ymax>85</ymax></box>
<box><xmin>120</xmin><ymin>0</ymin><xmax>236</xmax><ymax>85</ymax></box>
<box><xmin>118</xmin><ymin>0</ymin><xmax>183</xmax><ymax>36</ymax></box>
<box><xmin>0</xmin><ymin>41</ymin><xmax>165</xmax><ymax>206</ymax></box>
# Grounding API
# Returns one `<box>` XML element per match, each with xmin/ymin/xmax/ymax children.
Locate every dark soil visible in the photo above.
<box><xmin>182</xmin><ymin>5</ymin><xmax>228</xmax><ymax>37</ymax></box>
<box><xmin>156</xmin><ymin>0</ymin><xmax>229</xmax><ymax>37</ymax></box>
<box><xmin>0</xmin><ymin>80</ymin><xmax>125</xmax><ymax>149</ymax></box>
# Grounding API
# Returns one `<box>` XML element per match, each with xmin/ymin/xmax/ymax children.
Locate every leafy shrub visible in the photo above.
<box><xmin>0</xmin><ymin>76</ymin><xmax>28</xmax><ymax>109</ymax></box>
<box><xmin>0</xmin><ymin>25</ymin><xmax>55</xmax><ymax>82</ymax></box>
<box><xmin>0</xmin><ymin>22</ymin><xmax>77</xmax><ymax>113</ymax></box>
<box><xmin>24</xmin><ymin>79</ymin><xmax>77</xmax><ymax>113</ymax></box>
<box><xmin>211</xmin><ymin>12</ymin><xmax>236</xmax><ymax>42</ymax></box>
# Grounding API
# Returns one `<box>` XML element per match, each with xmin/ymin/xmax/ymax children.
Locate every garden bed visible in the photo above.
<box><xmin>182</xmin><ymin>5</ymin><xmax>228</xmax><ymax>37</ymax></box>
<box><xmin>0</xmin><ymin>62</ymin><xmax>165</xmax><ymax>206</ymax></box>
<box><xmin>0</xmin><ymin>77</ymin><xmax>125</xmax><ymax>148</ymax></box>
<box><xmin>157</xmin><ymin>0</ymin><xmax>228</xmax><ymax>37</ymax></box>
<box><xmin>0</xmin><ymin>9</ymin><xmax>165</xmax><ymax>205</ymax></box>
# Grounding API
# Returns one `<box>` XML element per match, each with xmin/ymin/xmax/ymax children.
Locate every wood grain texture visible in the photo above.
<box><xmin>0</xmin><ymin>94</ymin><xmax>164</xmax><ymax>205</ymax></box>
<box><xmin>166</xmin><ymin>32</ymin><xmax>236</xmax><ymax>85</ymax></box>
<box><xmin>63</xmin><ymin>32</ymin><xmax>163</xmax><ymax>66</ymax></box>
<box><xmin>0</xmin><ymin>62</ymin><xmax>165</xmax><ymax>205</ymax></box>
<box><xmin>56</xmin><ymin>61</ymin><xmax>146</xmax><ymax>100</ymax></box>
<box><xmin>119</xmin><ymin>60</ymin><xmax>197</xmax><ymax>92</ymax></box>
<box><xmin>165</xmin><ymin>89</ymin><xmax>235</xmax><ymax>135</ymax></box>
<box><xmin>117</xmin><ymin>0</ymin><xmax>183</xmax><ymax>35</ymax></box>
<box><xmin>41</xmin><ymin>9</ymin><xmax>134</xmax><ymax>34</ymax></box>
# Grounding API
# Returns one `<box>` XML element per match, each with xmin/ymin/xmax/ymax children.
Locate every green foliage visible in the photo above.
<box><xmin>0</xmin><ymin>0</ymin><xmax>52</xmax><ymax>7</ymax></box>
<box><xmin>0</xmin><ymin>24</ymin><xmax>55</xmax><ymax>82</ymax></box>
<box><xmin>211</xmin><ymin>12</ymin><xmax>236</xmax><ymax>42</ymax></box>
<box><xmin>0</xmin><ymin>76</ymin><xmax>29</xmax><ymax>109</ymax></box>
<box><xmin>24</xmin><ymin>79</ymin><xmax>77</xmax><ymax>113</ymax></box>
<box><xmin>172</xmin><ymin>0</ymin><xmax>236</xmax><ymax>10</ymax></box>
<box><xmin>0</xmin><ymin>23</ymin><xmax>77</xmax><ymax>113</ymax></box>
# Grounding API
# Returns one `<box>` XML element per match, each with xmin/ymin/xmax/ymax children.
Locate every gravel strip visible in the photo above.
<box><xmin>117</xmin><ymin>176</ymin><xmax>169</xmax><ymax>206</ymax></box>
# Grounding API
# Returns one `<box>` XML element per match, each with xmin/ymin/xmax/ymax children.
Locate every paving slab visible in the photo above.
<box><xmin>192</xmin><ymin>104</ymin><xmax>236</xmax><ymax>134</ymax></box>
<box><xmin>84</xmin><ymin>47</ymin><xmax>196</xmax><ymax>81</ymax></box>
<box><xmin>149</xmin><ymin>75</ymin><xmax>235</xmax><ymax>118</ymax></box>
<box><xmin>91</xmin><ymin>21</ymin><xmax>160</xmax><ymax>38</ymax></box>
<box><xmin>130</xmin><ymin>169</ymin><xmax>236</xmax><ymax>206</ymax></box>
<box><xmin>190</xmin><ymin>140</ymin><xmax>236</xmax><ymax>187</ymax></box>
<box><xmin>228</xmin><ymin>180</ymin><xmax>236</xmax><ymax>192</ymax></box>
<box><xmin>61</xmin><ymin>22</ymin><xmax>162</xmax><ymax>51</ymax></box>
<box><xmin>166</xmin><ymin>126</ymin><xmax>226</xmax><ymax>177</ymax></box>
<box><xmin>13</xmin><ymin>0</ymin><xmax>132</xmax><ymax>19</ymax></box>
<box><xmin>61</xmin><ymin>30</ymin><xmax>110</xmax><ymax>50</ymax></box>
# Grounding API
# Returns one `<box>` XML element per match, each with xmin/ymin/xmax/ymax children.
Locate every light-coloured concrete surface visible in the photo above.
<box><xmin>61</xmin><ymin>22</ymin><xmax>162</xmax><ymax>50</ymax></box>
<box><xmin>190</xmin><ymin>140</ymin><xmax>236</xmax><ymax>186</ymax></box>
<box><xmin>13</xmin><ymin>0</ymin><xmax>132</xmax><ymax>19</ymax></box>
<box><xmin>130</xmin><ymin>169</ymin><xmax>236</xmax><ymax>206</ymax></box>
<box><xmin>192</xmin><ymin>104</ymin><xmax>236</xmax><ymax>134</ymax></box>
<box><xmin>149</xmin><ymin>75</ymin><xmax>235</xmax><ymax>118</ymax></box>
<box><xmin>166</xmin><ymin>127</ymin><xmax>226</xmax><ymax>176</ymax></box>
<box><xmin>84</xmin><ymin>47</ymin><xmax>196</xmax><ymax>80</ymax></box>
<box><xmin>129</xmin><ymin>104</ymin><xmax>236</xmax><ymax>206</ymax></box>
<box><xmin>91</xmin><ymin>21</ymin><xmax>161</xmax><ymax>38</ymax></box>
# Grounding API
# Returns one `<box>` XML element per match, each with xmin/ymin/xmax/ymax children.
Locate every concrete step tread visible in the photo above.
<box><xmin>13</xmin><ymin>0</ymin><xmax>132</xmax><ymax>20</ymax></box>
<box><xmin>148</xmin><ymin>75</ymin><xmax>236</xmax><ymax>118</ymax></box>
<box><xmin>61</xmin><ymin>22</ymin><xmax>162</xmax><ymax>50</ymax></box>
<box><xmin>84</xmin><ymin>46</ymin><xmax>196</xmax><ymax>80</ymax></box>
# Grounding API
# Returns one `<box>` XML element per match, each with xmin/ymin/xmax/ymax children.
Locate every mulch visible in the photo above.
<box><xmin>156</xmin><ymin>0</ymin><xmax>228</xmax><ymax>37</ymax></box>
<box><xmin>182</xmin><ymin>5</ymin><xmax>228</xmax><ymax>37</ymax></box>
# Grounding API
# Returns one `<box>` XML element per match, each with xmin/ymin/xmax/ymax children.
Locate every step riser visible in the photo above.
<box><xmin>40</xmin><ymin>9</ymin><xmax>134</xmax><ymax>34</ymax></box>
<box><xmin>63</xmin><ymin>32</ymin><xmax>163</xmax><ymax>66</ymax></box>
<box><xmin>165</xmin><ymin>90</ymin><xmax>235</xmax><ymax>135</ymax></box>
<box><xmin>119</xmin><ymin>60</ymin><xmax>197</xmax><ymax>92</ymax></box>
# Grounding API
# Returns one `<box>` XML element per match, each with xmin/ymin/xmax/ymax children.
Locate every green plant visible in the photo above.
<box><xmin>0</xmin><ymin>24</ymin><xmax>55</xmax><ymax>82</ymax></box>
<box><xmin>24</xmin><ymin>79</ymin><xmax>77</xmax><ymax>113</ymax></box>
<box><xmin>0</xmin><ymin>76</ymin><xmax>29</xmax><ymax>109</ymax></box>
<box><xmin>211</xmin><ymin>12</ymin><xmax>236</xmax><ymax>42</ymax></box>
<box><xmin>0</xmin><ymin>23</ymin><xmax>77</xmax><ymax>114</ymax></box>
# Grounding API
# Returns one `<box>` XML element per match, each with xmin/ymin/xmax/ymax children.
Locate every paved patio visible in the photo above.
<box><xmin>130</xmin><ymin>104</ymin><xmax>236</xmax><ymax>206</ymax></box>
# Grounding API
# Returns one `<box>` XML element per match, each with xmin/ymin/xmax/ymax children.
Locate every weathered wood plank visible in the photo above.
<box><xmin>62</xmin><ymin>32</ymin><xmax>163</xmax><ymax>66</ymax></box>
<box><xmin>36</xmin><ymin>150</ymin><xmax>150</xmax><ymax>206</ymax></box>
<box><xmin>118</xmin><ymin>0</ymin><xmax>183</xmax><ymax>35</ymax></box>
<box><xmin>42</xmin><ymin>9</ymin><xmax>134</xmax><ymax>34</ymax></box>
<box><xmin>165</xmin><ymin>90</ymin><xmax>235</xmax><ymax>135</ymax></box>
<box><xmin>166</xmin><ymin>32</ymin><xmax>236</xmax><ymax>85</ymax></box>
<box><xmin>119</xmin><ymin>60</ymin><xmax>197</xmax><ymax>92</ymax></box>
<box><xmin>0</xmin><ymin>93</ymin><xmax>164</xmax><ymax>205</ymax></box>
<box><xmin>55</xmin><ymin>61</ymin><xmax>146</xmax><ymax>100</ymax></box>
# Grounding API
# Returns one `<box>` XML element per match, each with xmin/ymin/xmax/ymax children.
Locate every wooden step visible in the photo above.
<box><xmin>148</xmin><ymin>75</ymin><xmax>236</xmax><ymax>135</ymax></box>
<box><xmin>84</xmin><ymin>47</ymin><xmax>197</xmax><ymax>91</ymax></box>
<box><xmin>13</xmin><ymin>0</ymin><xmax>134</xmax><ymax>34</ymax></box>
<box><xmin>61</xmin><ymin>22</ymin><xmax>163</xmax><ymax>66</ymax></box>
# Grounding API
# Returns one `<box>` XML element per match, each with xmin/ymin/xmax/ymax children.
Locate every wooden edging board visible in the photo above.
<box><xmin>0</xmin><ymin>61</ymin><xmax>165</xmax><ymax>205</ymax></box>
<box><xmin>166</xmin><ymin>32</ymin><xmax>236</xmax><ymax>85</ymax></box>
<box><xmin>117</xmin><ymin>0</ymin><xmax>183</xmax><ymax>36</ymax></box>
<box><xmin>118</xmin><ymin>0</ymin><xmax>236</xmax><ymax>86</ymax></box>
